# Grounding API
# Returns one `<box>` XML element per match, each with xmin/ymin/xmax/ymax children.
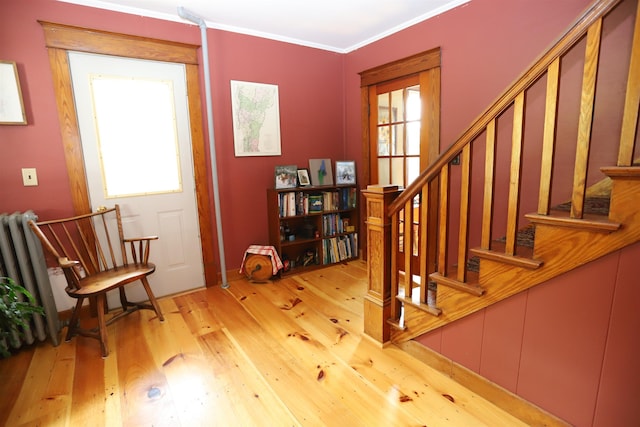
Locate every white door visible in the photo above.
<box><xmin>68</xmin><ymin>52</ymin><xmax>205</xmax><ymax>307</ymax></box>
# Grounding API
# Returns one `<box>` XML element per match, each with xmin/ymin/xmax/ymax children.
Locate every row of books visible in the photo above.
<box><xmin>320</xmin><ymin>188</ymin><xmax>357</xmax><ymax>211</ymax></box>
<box><xmin>277</xmin><ymin>188</ymin><xmax>357</xmax><ymax>217</ymax></box>
<box><xmin>277</xmin><ymin>192</ymin><xmax>306</xmax><ymax>217</ymax></box>
<box><xmin>322</xmin><ymin>233</ymin><xmax>358</xmax><ymax>264</ymax></box>
<box><xmin>322</xmin><ymin>213</ymin><xmax>354</xmax><ymax>237</ymax></box>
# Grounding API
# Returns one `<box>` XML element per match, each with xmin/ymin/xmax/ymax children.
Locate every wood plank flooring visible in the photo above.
<box><xmin>1</xmin><ymin>260</ymin><xmax>531</xmax><ymax>426</ymax></box>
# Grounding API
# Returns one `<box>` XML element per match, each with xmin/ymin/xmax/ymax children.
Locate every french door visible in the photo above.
<box><xmin>361</xmin><ymin>48</ymin><xmax>441</xmax><ymax>275</ymax></box>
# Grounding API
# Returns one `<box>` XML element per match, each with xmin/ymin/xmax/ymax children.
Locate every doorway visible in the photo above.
<box><xmin>68</xmin><ymin>51</ymin><xmax>205</xmax><ymax>302</ymax></box>
<box><xmin>40</xmin><ymin>22</ymin><xmax>218</xmax><ymax>287</ymax></box>
<box><xmin>360</xmin><ymin>48</ymin><xmax>441</xmax><ymax>273</ymax></box>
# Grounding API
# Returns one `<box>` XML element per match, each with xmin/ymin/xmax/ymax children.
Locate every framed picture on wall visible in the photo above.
<box><xmin>335</xmin><ymin>160</ymin><xmax>356</xmax><ymax>185</ymax></box>
<box><xmin>308</xmin><ymin>159</ymin><xmax>333</xmax><ymax>186</ymax></box>
<box><xmin>0</xmin><ymin>61</ymin><xmax>27</xmax><ymax>125</ymax></box>
<box><xmin>231</xmin><ymin>80</ymin><xmax>281</xmax><ymax>156</ymax></box>
<box><xmin>275</xmin><ymin>165</ymin><xmax>298</xmax><ymax>189</ymax></box>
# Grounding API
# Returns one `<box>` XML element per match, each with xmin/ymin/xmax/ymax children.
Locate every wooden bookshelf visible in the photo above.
<box><xmin>267</xmin><ymin>185</ymin><xmax>359</xmax><ymax>276</ymax></box>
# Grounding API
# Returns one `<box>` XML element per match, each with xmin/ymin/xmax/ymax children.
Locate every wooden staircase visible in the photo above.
<box><xmin>391</xmin><ymin>167</ymin><xmax>640</xmax><ymax>342</ymax></box>
<box><xmin>362</xmin><ymin>0</ymin><xmax>640</xmax><ymax>345</ymax></box>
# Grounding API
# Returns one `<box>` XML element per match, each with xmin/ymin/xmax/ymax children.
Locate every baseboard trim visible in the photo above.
<box><xmin>397</xmin><ymin>340</ymin><xmax>570</xmax><ymax>427</ymax></box>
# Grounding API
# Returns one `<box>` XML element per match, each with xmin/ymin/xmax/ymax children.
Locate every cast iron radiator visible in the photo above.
<box><xmin>0</xmin><ymin>211</ymin><xmax>60</xmax><ymax>354</ymax></box>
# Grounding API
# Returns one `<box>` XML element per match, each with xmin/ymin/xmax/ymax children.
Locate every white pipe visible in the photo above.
<box><xmin>177</xmin><ymin>6</ymin><xmax>229</xmax><ymax>289</ymax></box>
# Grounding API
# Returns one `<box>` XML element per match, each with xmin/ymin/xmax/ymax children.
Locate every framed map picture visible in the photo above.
<box><xmin>231</xmin><ymin>80</ymin><xmax>281</xmax><ymax>156</ymax></box>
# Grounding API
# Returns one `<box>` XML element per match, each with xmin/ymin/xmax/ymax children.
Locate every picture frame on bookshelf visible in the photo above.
<box><xmin>335</xmin><ymin>160</ymin><xmax>356</xmax><ymax>185</ymax></box>
<box><xmin>309</xmin><ymin>159</ymin><xmax>334</xmax><ymax>186</ymax></box>
<box><xmin>275</xmin><ymin>165</ymin><xmax>298</xmax><ymax>189</ymax></box>
<box><xmin>297</xmin><ymin>168</ymin><xmax>311</xmax><ymax>186</ymax></box>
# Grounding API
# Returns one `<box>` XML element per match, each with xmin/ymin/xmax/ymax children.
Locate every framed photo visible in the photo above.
<box><xmin>297</xmin><ymin>168</ymin><xmax>311</xmax><ymax>186</ymax></box>
<box><xmin>0</xmin><ymin>61</ymin><xmax>27</xmax><ymax>125</ymax></box>
<box><xmin>335</xmin><ymin>160</ymin><xmax>356</xmax><ymax>185</ymax></box>
<box><xmin>308</xmin><ymin>159</ymin><xmax>333</xmax><ymax>186</ymax></box>
<box><xmin>275</xmin><ymin>165</ymin><xmax>298</xmax><ymax>189</ymax></box>
<box><xmin>231</xmin><ymin>80</ymin><xmax>281</xmax><ymax>157</ymax></box>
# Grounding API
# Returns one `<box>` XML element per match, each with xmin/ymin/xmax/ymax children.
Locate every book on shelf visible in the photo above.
<box><xmin>322</xmin><ymin>232</ymin><xmax>358</xmax><ymax>264</ymax></box>
<box><xmin>322</xmin><ymin>213</ymin><xmax>353</xmax><ymax>236</ymax></box>
<box><xmin>309</xmin><ymin>194</ymin><xmax>323</xmax><ymax>212</ymax></box>
<box><xmin>337</xmin><ymin>238</ymin><xmax>347</xmax><ymax>260</ymax></box>
<box><xmin>287</xmin><ymin>192</ymin><xmax>296</xmax><ymax>217</ymax></box>
<box><xmin>278</xmin><ymin>191</ymin><xmax>312</xmax><ymax>217</ymax></box>
<box><xmin>338</xmin><ymin>187</ymin><xmax>357</xmax><ymax>210</ymax></box>
<box><xmin>322</xmin><ymin>191</ymin><xmax>338</xmax><ymax>211</ymax></box>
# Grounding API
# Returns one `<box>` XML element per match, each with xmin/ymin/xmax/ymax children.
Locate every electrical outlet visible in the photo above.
<box><xmin>22</xmin><ymin>168</ymin><xmax>38</xmax><ymax>186</ymax></box>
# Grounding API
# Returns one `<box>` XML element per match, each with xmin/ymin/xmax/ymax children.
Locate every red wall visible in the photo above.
<box><xmin>0</xmin><ymin>0</ymin><xmax>345</xmax><ymax>270</ymax></box>
<box><xmin>416</xmin><ymin>242</ymin><xmax>640</xmax><ymax>427</ymax></box>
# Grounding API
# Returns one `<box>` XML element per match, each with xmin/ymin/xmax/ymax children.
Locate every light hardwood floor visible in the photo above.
<box><xmin>1</xmin><ymin>260</ymin><xmax>543</xmax><ymax>426</ymax></box>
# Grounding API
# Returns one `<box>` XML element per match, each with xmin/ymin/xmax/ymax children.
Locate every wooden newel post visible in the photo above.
<box><xmin>362</xmin><ymin>185</ymin><xmax>401</xmax><ymax>344</ymax></box>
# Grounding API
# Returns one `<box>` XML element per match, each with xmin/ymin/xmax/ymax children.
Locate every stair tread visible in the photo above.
<box><xmin>601</xmin><ymin>165</ymin><xmax>640</xmax><ymax>178</ymax></box>
<box><xmin>526</xmin><ymin>210</ymin><xmax>620</xmax><ymax>231</ymax></box>
<box><xmin>429</xmin><ymin>271</ymin><xmax>485</xmax><ymax>296</ymax></box>
<box><xmin>470</xmin><ymin>243</ymin><xmax>542</xmax><ymax>270</ymax></box>
<box><xmin>396</xmin><ymin>295</ymin><xmax>443</xmax><ymax>316</ymax></box>
<box><xmin>467</xmin><ymin>230</ymin><xmax>538</xmax><ymax>272</ymax></box>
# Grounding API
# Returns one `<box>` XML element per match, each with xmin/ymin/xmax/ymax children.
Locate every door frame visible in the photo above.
<box><xmin>359</xmin><ymin>48</ymin><xmax>441</xmax><ymax>267</ymax></box>
<box><xmin>40</xmin><ymin>21</ymin><xmax>218</xmax><ymax>286</ymax></box>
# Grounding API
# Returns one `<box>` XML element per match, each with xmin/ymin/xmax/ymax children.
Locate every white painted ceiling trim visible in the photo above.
<box><xmin>56</xmin><ymin>0</ymin><xmax>471</xmax><ymax>53</ymax></box>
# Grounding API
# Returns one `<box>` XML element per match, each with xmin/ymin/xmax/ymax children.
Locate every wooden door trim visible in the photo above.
<box><xmin>359</xmin><ymin>47</ymin><xmax>442</xmax><ymax>179</ymax></box>
<box><xmin>359</xmin><ymin>48</ymin><xmax>441</xmax><ymax>88</ymax></box>
<box><xmin>40</xmin><ymin>21</ymin><xmax>217</xmax><ymax>286</ymax></box>
<box><xmin>359</xmin><ymin>48</ymin><xmax>441</xmax><ymax>265</ymax></box>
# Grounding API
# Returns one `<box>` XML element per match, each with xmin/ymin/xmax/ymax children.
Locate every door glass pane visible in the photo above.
<box><xmin>391</xmin><ymin>124</ymin><xmax>404</xmax><ymax>155</ymax></box>
<box><xmin>378</xmin><ymin>158</ymin><xmax>390</xmax><ymax>185</ymax></box>
<box><xmin>406</xmin><ymin>86</ymin><xmax>421</xmax><ymax>121</ymax></box>
<box><xmin>90</xmin><ymin>75</ymin><xmax>182</xmax><ymax>198</ymax></box>
<box><xmin>407</xmin><ymin>121</ymin><xmax>420</xmax><ymax>155</ymax></box>
<box><xmin>390</xmin><ymin>89</ymin><xmax>404</xmax><ymax>123</ymax></box>
<box><xmin>406</xmin><ymin>157</ymin><xmax>420</xmax><ymax>185</ymax></box>
<box><xmin>378</xmin><ymin>93</ymin><xmax>389</xmax><ymax>124</ymax></box>
<box><xmin>372</xmin><ymin>76</ymin><xmax>424</xmax><ymax>189</ymax></box>
<box><xmin>378</xmin><ymin>126</ymin><xmax>390</xmax><ymax>156</ymax></box>
<box><xmin>391</xmin><ymin>157</ymin><xmax>404</xmax><ymax>186</ymax></box>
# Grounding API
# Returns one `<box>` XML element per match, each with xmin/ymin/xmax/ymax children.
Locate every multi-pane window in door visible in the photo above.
<box><xmin>376</xmin><ymin>84</ymin><xmax>421</xmax><ymax>188</ymax></box>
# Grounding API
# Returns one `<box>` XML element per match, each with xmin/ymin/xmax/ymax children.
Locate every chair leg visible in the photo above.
<box><xmin>140</xmin><ymin>277</ymin><xmax>164</xmax><ymax>321</ymax></box>
<box><xmin>96</xmin><ymin>294</ymin><xmax>109</xmax><ymax>358</ymax></box>
<box><xmin>66</xmin><ymin>297</ymin><xmax>84</xmax><ymax>342</ymax></box>
<box><xmin>118</xmin><ymin>287</ymin><xmax>129</xmax><ymax>310</ymax></box>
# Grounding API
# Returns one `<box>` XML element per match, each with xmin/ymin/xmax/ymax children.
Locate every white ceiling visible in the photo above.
<box><xmin>57</xmin><ymin>0</ymin><xmax>471</xmax><ymax>53</ymax></box>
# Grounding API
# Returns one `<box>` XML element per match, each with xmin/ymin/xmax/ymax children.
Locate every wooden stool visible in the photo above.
<box><xmin>243</xmin><ymin>254</ymin><xmax>274</xmax><ymax>281</ymax></box>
